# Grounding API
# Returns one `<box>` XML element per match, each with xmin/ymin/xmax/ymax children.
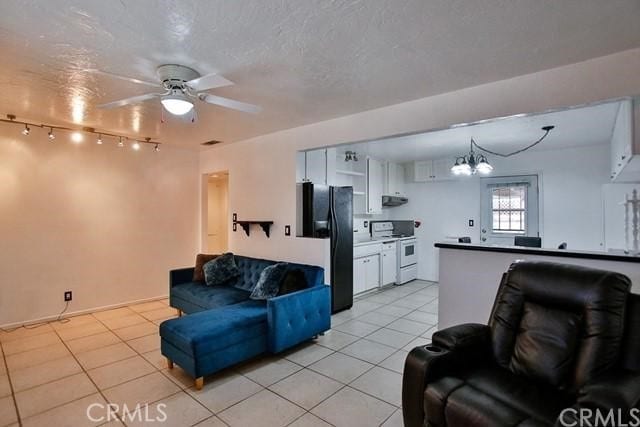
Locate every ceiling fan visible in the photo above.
<box><xmin>87</xmin><ymin>64</ymin><xmax>261</xmax><ymax>116</ymax></box>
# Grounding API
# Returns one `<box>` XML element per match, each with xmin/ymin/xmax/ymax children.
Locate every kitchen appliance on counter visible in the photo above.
<box><xmin>297</xmin><ymin>182</ymin><xmax>353</xmax><ymax>313</ymax></box>
<box><xmin>370</xmin><ymin>221</ymin><xmax>419</xmax><ymax>285</ymax></box>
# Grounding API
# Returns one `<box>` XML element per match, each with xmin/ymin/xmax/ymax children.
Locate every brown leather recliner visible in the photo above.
<box><xmin>402</xmin><ymin>261</ymin><xmax>640</xmax><ymax>427</ymax></box>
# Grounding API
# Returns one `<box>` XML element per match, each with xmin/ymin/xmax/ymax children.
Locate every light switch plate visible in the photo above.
<box><xmin>284</xmin><ymin>225</ymin><xmax>291</xmax><ymax>236</ymax></box>
<box><xmin>469</xmin><ymin>219</ymin><xmax>474</xmax><ymax>227</ymax></box>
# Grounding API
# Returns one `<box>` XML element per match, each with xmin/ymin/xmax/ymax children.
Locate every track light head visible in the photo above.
<box><xmin>118</xmin><ymin>137</ymin><xmax>124</xmax><ymax>147</ymax></box>
<box><xmin>96</xmin><ymin>134</ymin><xmax>103</xmax><ymax>145</ymax></box>
<box><xmin>48</xmin><ymin>128</ymin><xmax>55</xmax><ymax>140</ymax></box>
<box><xmin>132</xmin><ymin>141</ymin><xmax>141</xmax><ymax>151</ymax></box>
<box><xmin>22</xmin><ymin>124</ymin><xmax>30</xmax><ymax>136</ymax></box>
<box><xmin>154</xmin><ymin>144</ymin><xmax>160</xmax><ymax>152</ymax></box>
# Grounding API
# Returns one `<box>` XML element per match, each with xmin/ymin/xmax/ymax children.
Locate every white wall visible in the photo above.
<box><xmin>200</xmin><ymin>48</ymin><xmax>640</xmax><ymax>279</ymax></box>
<box><xmin>0</xmin><ymin>125</ymin><xmax>199</xmax><ymax>326</ymax></box>
<box><xmin>389</xmin><ymin>144</ymin><xmax>611</xmax><ymax>281</ymax></box>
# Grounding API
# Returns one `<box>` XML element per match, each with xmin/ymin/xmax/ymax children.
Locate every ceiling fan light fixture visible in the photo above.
<box><xmin>161</xmin><ymin>91</ymin><xmax>194</xmax><ymax>116</ymax></box>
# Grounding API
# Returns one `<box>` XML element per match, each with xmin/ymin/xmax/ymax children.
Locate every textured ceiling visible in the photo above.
<box><xmin>0</xmin><ymin>0</ymin><xmax>639</xmax><ymax>149</ymax></box>
<box><xmin>342</xmin><ymin>100</ymin><xmax>622</xmax><ymax>162</ymax></box>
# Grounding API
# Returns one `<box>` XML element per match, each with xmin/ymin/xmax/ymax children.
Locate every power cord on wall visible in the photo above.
<box><xmin>0</xmin><ymin>301</ymin><xmax>71</xmax><ymax>333</ymax></box>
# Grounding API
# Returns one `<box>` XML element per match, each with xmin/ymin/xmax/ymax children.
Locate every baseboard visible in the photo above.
<box><xmin>0</xmin><ymin>294</ymin><xmax>169</xmax><ymax>329</ymax></box>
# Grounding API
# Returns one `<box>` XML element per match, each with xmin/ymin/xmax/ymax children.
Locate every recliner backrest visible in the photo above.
<box><xmin>488</xmin><ymin>261</ymin><xmax>630</xmax><ymax>391</ymax></box>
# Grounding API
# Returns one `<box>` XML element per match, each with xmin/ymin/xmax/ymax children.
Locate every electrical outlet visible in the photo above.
<box><xmin>233</xmin><ymin>223</ymin><xmax>237</xmax><ymax>232</ymax></box>
<box><xmin>284</xmin><ymin>225</ymin><xmax>291</xmax><ymax>236</ymax></box>
<box><xmin>64</xmin><ymin>291</ymin><xmax>73</xmax><ymax>302</ymax></box>
<box><xmin>232</xmin><ymin>213</ymin><xmax>237</xmax><ymax>222</ymax></box>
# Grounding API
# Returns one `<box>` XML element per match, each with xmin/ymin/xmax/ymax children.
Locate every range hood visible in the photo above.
<box><xmin>382</xmin><ymin>195</ymin><xmax>408</xmax><ymax>207</ymax></box>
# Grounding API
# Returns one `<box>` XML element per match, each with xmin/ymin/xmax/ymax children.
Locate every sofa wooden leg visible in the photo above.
<box><xmin>177</xmin><ymin>309</ymin><xmax>182</xmax><ymax>317</ymax></box>
<box><xmin>167</xmin><ymin>358</ymin><xmax>174</xmax><ymax>369</ymax></box>
<box><xmin>195</xmin><ymin>377</ymin><xmax>204</xmax><ymax>390</ymax></box>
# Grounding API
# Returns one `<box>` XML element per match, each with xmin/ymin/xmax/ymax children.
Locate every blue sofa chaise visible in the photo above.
<box><xmin>160</xmin><ymin>255</ymin><xmax>331</xmax><ymax>389</ymax></box>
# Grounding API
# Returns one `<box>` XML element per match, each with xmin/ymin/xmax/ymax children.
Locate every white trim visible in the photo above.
<box><xmin>0</xmin><ymin>294</ymin><xmax>169</xmax><ymax>330</ymax></box>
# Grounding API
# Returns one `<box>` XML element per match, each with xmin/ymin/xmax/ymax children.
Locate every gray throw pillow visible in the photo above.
<box><xmin>203</xmin><ymin>253</ymin><xmax>240</xmax><ymax>286</ymax></box>
<box><xmin>250</xmin><ymin>263</ymin><xmax>289</xmax><ymax>300</ymax></box>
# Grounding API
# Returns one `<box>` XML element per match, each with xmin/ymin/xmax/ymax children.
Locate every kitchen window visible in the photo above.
<box><xmin>480</xmin><ymin>175</ymin><xmax>539</xmax><ymax>245</ymax></box>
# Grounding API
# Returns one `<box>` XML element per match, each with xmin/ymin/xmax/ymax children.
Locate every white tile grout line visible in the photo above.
<box><xmin>1</xmin><ymin>283</ymin><xmax>437</xmax><ymax>427</ymax></box>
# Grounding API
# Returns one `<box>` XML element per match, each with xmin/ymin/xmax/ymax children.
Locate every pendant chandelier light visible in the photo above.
<box><xmin>451</xmin><ymin>126</ymin><xmax>555</xmax><ymax>176</ymax></box>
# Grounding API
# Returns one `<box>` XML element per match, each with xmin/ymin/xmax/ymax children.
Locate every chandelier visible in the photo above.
<box><xmin>451</xmin><ymin>125</ymin><xmax>555</xmax><ymax>176</ymax></box>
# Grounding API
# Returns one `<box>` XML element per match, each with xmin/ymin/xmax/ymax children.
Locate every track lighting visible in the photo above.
<box><xmin>2</xmin><ymin>114</ymin><xmax>162</xmax><ymax>151</ymax></box>
<box><xmin>71</xmin><ymin>132</ymin><xmax>83</xmax><ymax>143</ymax></box>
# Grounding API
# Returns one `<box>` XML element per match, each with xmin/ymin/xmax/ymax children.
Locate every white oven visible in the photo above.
<box><xmin>399</xmin><ymin>238</ymin><xmax>417</xmax><ymax>267</ymax></box>
<box><xmin>397</xmin><ymin>237</ymin><xmax>418</xmax><ymax>284</ymax></box>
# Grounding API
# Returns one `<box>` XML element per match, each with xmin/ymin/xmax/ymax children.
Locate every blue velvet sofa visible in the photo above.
<box><xmin>160</xmin><ymin>255</ymin><xmax>331</xmax><ymax>389</ymax></box>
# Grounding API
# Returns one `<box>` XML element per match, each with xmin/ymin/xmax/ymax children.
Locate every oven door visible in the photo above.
<box><xmin>399</xmin><ymin>239</ymin><xmax>417</xmax><ymax>267</ymax></box>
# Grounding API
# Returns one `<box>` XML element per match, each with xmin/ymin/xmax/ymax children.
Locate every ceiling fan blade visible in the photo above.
<box><xmin>186</xmin><ymin>73</ymin><xmax>234</xmax><ymax>91</ymax></box>
<box><xmin>84</xmin><ymin>69</ymin><xmax>160</xmax><ymax>88</ymax></box>
<box><xmin>97</xmin><ymin>93</ymin><xmax>160</xmax><ymax>109</ymax></box>
<box><xmin>199</xmin><ymin>94</ymin><xmax>262</xmax><ymax>114</ymax></box>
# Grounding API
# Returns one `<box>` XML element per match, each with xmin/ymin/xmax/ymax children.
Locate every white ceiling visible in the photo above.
<box><xmin>340</xmin><ymin>100</ymin><xmax>622</xmax><ymax>162</ymax></box>
<box><xmin>0</xmin><ymin>1</ymin><xmax>639</xmax><ymax>149</ymax></box>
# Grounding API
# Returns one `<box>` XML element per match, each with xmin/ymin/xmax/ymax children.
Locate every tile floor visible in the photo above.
<box><xmin>0</xmin><ymin>280</ymin><xmax>437</xmax><ymax>427</ymax></box>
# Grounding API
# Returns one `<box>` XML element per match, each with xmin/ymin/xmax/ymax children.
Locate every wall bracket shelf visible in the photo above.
<box><xmin>235</xmin><ymin>221</ymin><xmax>274</xmax><ymax>238</ymax></box>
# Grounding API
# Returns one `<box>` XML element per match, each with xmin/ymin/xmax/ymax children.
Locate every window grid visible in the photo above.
<box><xmin>491</xmin><ymin>186</ymin><xmax>526</xmax><ymax>233</ymax></box>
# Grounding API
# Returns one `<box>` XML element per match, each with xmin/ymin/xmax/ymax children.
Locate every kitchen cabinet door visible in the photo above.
<box><xmin>353</xmin><ymin>257</ymin><xmax>367</xmax><ymax>295</ymax></box>
<box><xmin>381</xmin><ymin>250</ymin><xmax>396</xmax><ymax>285</ymax></box>
<box><xmin>364</xmin><ymin>255</ymin><xmax>380</xmax><ymax>291</ymax></box>
<box><xmin>366</xmin><ymin>157</ymin><xmax>383</xmax><ymax>214</ymax></box>
<box><xmin>306</xmin><ymin>149</ymin><xmax>327</xmax><ymax>184</ymax></box>
<box><xmin>432</xmin><ymin>159</ymin><xmax>453</xmax><ymax>181</ymax></box>
<box><xmin>385</xmin><ymin>162</ymin><xmax>405</xmax><ymax>196</ymax></box>
<box><xmin>296</xmin><ymin>151</ymin><xmax>306</xmax><ymax>183</ymax></box>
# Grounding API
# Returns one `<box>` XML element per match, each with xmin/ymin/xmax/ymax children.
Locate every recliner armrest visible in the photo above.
<box><xmin>432</xmin><ymin>323</ymin><xmax>491</xmax><ymax>355</ymax></box>
<box><xmin>403</xmin><ymin>324</ymin><xmax>492</xmax><ymax>427</ymax></box>
<box><xmin>403</xmin><ymin>345</ymin><xmax>461</xmax><ymax>427</ymax></box>
<box><xmin>170</xmin><ymin>267</ymin><xmax>195</xmax><ymax>287</ymax></box>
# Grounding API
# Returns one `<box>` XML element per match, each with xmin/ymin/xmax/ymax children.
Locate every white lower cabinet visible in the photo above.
<box><xmin>353</xmin><ymin>254</ymin><xmax>380</xmax><ymax>294</ymax></box>
<box><xmin>381</xmin><ymin>249</ymin><xmax>397</xmax><ymax>285</ymax></box>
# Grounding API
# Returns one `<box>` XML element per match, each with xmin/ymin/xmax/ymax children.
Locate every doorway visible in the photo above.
<box><xmin>480</xmin><ymin>175</ymin><xmax>539</xmax><ymax>246</ymax></box>
<box><xmin>206</xmin><ymin>171</ymin><xmax>229</xmax><ymax>253</ymax></box>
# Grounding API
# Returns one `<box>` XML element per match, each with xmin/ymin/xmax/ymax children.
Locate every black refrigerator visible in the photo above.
<box><xmin>297</xmin><ymin>182</ymin><xmax>353</xmax><ymax>313</ymax></box>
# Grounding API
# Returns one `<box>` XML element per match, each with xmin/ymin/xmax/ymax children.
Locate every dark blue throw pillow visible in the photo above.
<box><xmin>250</xmin><ymin>263</ymin><xmax>289</xmax><ymax>300</ymax></box>
<box><xmin>203</xmin><ymin>252</ymin><xmax>241</xmax><ymax>286</ymax></box>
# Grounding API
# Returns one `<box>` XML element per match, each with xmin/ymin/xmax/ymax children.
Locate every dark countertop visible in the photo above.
<box><xmin>434</xmin><ymin>242</ymin><xmax>640</xmax><ymax>263</ymax></box>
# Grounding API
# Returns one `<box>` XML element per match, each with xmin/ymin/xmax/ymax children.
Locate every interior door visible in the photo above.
<box><xmin>207</xmin><ymin>174</ymin><xmax>229</xmax><ymax>253</ymax></box>
<box><xmin>480</xmin><ymin>175</ymin><xmax>539</xmax><ymax>246</ymax></box>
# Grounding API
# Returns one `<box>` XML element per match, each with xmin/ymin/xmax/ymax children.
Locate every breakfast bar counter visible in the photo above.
<box><xmin>435</xmin><ymin>242</ymin><xmax>640</xmax><ymax>329</ymax></box>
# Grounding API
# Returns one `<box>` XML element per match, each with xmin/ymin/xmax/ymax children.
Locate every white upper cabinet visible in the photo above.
<box><xmin>385</xmin><ymin>162</ymin><xmax>406</xmax><ymax>196</ymax></box>
<box><xmin>296</xmin><ymin>148</ymin><xmax>336</xmax><ymax>184</ymax></box>
<box><xmin>406</xmin><ymin>159</ymin><xmax>453</xmax><ymax>182</ymax></box>
<box><xmin>611</xmin><ymin>99</ymin><xmax>640</xmax><ymax>182</ymax></box>
<box><xmin>366</xmin><ymin>157</ymin><xmax>384</xmax><ymax>214</ymax></box>
<box><xmin>306</xmin><ymin>149</ymin><xmax>327</xmax><ymax>184</ymax></box>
